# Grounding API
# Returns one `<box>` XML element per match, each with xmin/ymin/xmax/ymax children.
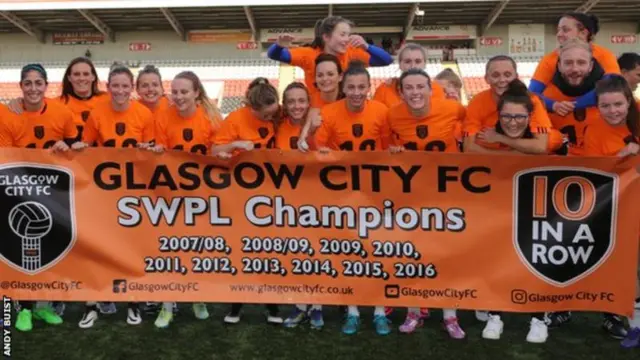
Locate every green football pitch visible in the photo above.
<box><xmin>8</xmin><ymin>304</ymin><xmax>639</xmax><ymax>360</ymax></box>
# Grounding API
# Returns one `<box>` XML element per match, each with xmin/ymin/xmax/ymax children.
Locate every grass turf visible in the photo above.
<box><xmin>8</xmin><ymin>303</ymin><xmax>639</xmax><ymax>360</ymax></box>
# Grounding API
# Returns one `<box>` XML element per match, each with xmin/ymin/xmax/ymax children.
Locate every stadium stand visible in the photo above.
<box><xmin>0</xmin><ymin>59</ymin><xmax>280</xmax><ymax>114</ymax></box>
<box><xmin>0</xmin><ymin>1</ymin><xmax>637</xmax><ymax>111</ymax></box>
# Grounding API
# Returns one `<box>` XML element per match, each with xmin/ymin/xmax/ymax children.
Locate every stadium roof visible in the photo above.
<box><xmin>0</xmin><ymin>0</ymin><xmax>638</xmax><ymax>43</ymax></box>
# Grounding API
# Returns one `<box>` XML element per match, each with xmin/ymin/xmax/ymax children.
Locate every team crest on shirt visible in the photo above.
<box><xmin>0</xmin><ymin>164</ymin><xmax>76</xmax><ymax>275</ymax></box>
<box><xmin>115</xmin><ymin>122</ymin><xmax>126</xmax><ymax>136</ymax></box>
<box><xmin>573</xmin><ymin>109</ymin><xmax>587</xmax><ymax>122</ymax></box>
<box><xmin>623</xmin><ymin>135</ymin><xmax>638</xmax><ymax>145</ymax></box>
<box><xmin>81</xmin><ymin>111</ymin><xmax>90</xmax><ymax>122</ymax></box>
<box><xmin>258</xmin><ymin>127</ymin><xmax>269</xmax><ymax>139</ymax></box>
<box><xmin>415</xmin><ymin>125</ymin><xmax>428</xmax><ymax>139</ymax></box>
<box><xmin>183</xmin><ymin>128</ymin><xmax>194</xmax><ymax>142</ymax></box>
<box><xmin>33</xmin><ymin>126</ymin><xmax>45</xmax><ymax>140</ymax></box>
<box><xmin>352</xmin><ymin>124</ymin><xmax>363</xmax><ymax>138</ymax></box>
<box><xmin>289</xmin><ymin>136</ymin><xmax>299</xmax><ymax>150</ymax></box>
<box><xmin>513</xmin><ymin>167</ymin><xmax>617</xmax><ymax>287</ymax></box>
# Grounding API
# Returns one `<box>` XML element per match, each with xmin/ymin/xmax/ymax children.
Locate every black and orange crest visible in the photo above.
<box><xmin>183</xmin><ymin>128</ymin><xmax>194</xmax><ymax>142</ymax></box>
<box><xmin>115</xmin><ymin>122</ymin><xmax>126</xmax><ymax>136</ymax></box>
<box><xmin>33</xmin><ymin>126</ymin><xmax>45</xmax><ymax>140</ymax></box>
<box><xmin>513</xmin><ymin>168</ymin><xmax>617</xmax><ymax>286</ymax></box>
<box><xmin>289</xmin><ymin>136</ymin><xmax>299</xmax><ymax>150</ymax></box>
<box><xmin>81</xmin><ymin>111</ymin><xmax>90</xmax><ymax>122</ymax></box>
<box><xmin>574</xmin><ymin>109</ymin><xmax>587</xmax><ymax>122</ymax></box>
<box><xmin>258</xmin><ymin>127</ymin><xmax>269</xmax><ymax>139</ymax></box>
<box><xmin>416</xmin><ymin>125</ymin><xmax>428</xmax><ymax>139</ymax></box>
<box><xmin>624</xmin><ymin>135</ymin><xmax>638</xmax><ymax>145</ymax></box>
<box><xmin>0</xmin><ymin>164</ymin><xmax>76</xmax><ymax>275</ymax></box>
<box><xmin>352</xmin><ymin>124</ymin><xmax>363</xmax><ymax>138</ymax></box>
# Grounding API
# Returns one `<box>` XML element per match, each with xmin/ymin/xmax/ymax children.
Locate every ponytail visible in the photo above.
<box><xmin>174</xmin><ymin>71</ymin><xmax>222</xmax><ymax>129</ymax></box>
<box><xmin>245</xmin><ymin>77</ymin><xmax>279</xmax><ymax>110</ymax></box>
<box><xmin>561</xmin><ymin>12</ymin><xmax>600</xmax><ymax>42</ymax></box>
<box><xmin>108</xmin><ymin>63</ymin><xmax>134</xmax><ymax>85</ymax></box>
<box><xmin>495</xmin><ymin>79</ymin><xmax>535</xmax><ymax>139</ymax></box>
<box><xmin>340</xmin><ymin>60</ymin><xmax>370</xmax><ymax>91</ymax></box>
<box><xmin>136</xmin><ymin>64</ymin><xmax>163</xmax><ymax>92</ymax></box>
<box><xmin>310</xmin><ymin>16</ymin><xmax>354</xmax><ymax>49</ymax></box>
<box><xmin>498</xmin><ymin>79</ymin><xmax>534</xmax><ymax>113</ymax></box>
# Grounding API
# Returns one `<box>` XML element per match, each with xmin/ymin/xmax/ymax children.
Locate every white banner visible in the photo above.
<box><xmin>508</xmin><ymin>24</ymin><xmax>545</xmax><ymax>56</ymax></box>
<box><xmin>408</xmin><ymin>25</ymin><xmax>477</xmax><ymax>40</ymax></box>
<box><xmin>610</xmin><ymin>34</ymin><xmax>637</xmax><ymax>45</ymax></box>
<box><xmin>259</xmin><ymin>28</ymin><xmax>314</xmax><ymax>43</ymax></box>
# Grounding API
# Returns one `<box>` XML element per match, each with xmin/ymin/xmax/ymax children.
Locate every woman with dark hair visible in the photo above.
<box><xmin>312</xmin><ymin>61</ymin><xmax>391</xmax><ymax>335</ymax></box>
<box><xmin>373</xmin><ymin>43</ymin><xmax>446</xmax><ymax>109</ymax></box>
<box><xmin>310</xmin><ymin>53</ymin><xmax>343</xmax><ymax>108</ymax></box>
<box><xmin>468</xmin><ymin>79</ymin><xmax>557</xmax><ymax>344</ymax></box>
<box><xmin>529</xmin><ymin>12</ymin><xmax>620</xmax><ymax>113</ymax></box>
<box><xmin>8</xmin><ymin>57</ymin><xmax>107</xmax><ymax>141</ymax></box>
<box><xmin>388</xmin><ymin>68</ymin><xmax>465</xmax><ymax>339</ymax></box>
<box><xmin>297</xmin><ymin>53</ymin><xmax>344</xmax><ymax>151</ymax></box>
<box><xmin>463</xmin><ymin>55</ymin><xmax>555</xmax><ymax>155</ymax></box>
<box><xmin>267</xmin><ymin>15</ymin><xmax>392</xmax><ymax>97</ymax></box>
<box><xmin>585</xmin><ymin>75</ymin><xmax>639</xmax><ymax>157</ymax></box>
<box><xmin>584</xmin><ymin>76</ymin><xmax>639</xmax><ymax>348</ymax></box>
<box><xmin>6</xmin><ymin>57</ymin><xmax>112</xmax><ymax>318</ymax></box>
<box><xmin>0</xmin><ymin>64</ymin><xmax>77</xmax><ymax>331</ymax></box>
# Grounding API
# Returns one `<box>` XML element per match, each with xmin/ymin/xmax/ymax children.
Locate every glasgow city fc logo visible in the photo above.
<box><xmin>0</xmin><ymin>163</ymin><xmax>76</xmax><ymax>275</ymax></box>
<box><xmin>513</xmin><ymin>167</ymin><xmax>617</xmax><ymax>287</ymax></box>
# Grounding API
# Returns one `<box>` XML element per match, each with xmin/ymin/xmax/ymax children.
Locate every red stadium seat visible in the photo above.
<box><xmin>462</xmin><ymin>77</ymin><xmax>489</xmax><ymax>100</ymax></box>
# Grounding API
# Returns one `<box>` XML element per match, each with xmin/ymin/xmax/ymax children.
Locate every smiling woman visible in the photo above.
<box><xmin>0</xmin><ymin>63</ymin><xmax>77</xmax><ymax>333</ymax></box>
<box><xmin>70</xmin><ymin>63</ymin><xmax>155</xmax><ymax>330</ymax></box>
<box><xmin>136</xmin><ymin>64</ymin><xmax>170</xmax><ymax>115</ymax></box>
<box><xmin>71</xmin><ymin>64</ymin><xmax>154</xmax><ymax>150</ymax></box>
<box><xmin>5</xmin><ymin>57</ymin><xmax>108</xmax><ymax>142</ymax></box>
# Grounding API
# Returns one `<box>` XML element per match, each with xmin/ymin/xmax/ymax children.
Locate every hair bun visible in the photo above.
<box><xmin>346</xmin><ymin>59</ymin><xmax>366</xmax><ymax>70</ymax></box>
<box><xmin>110</xmin><ymin>61</ymin><xmax>127</xmax><ymax>71</ymax></box>
<box><xmin>588</xmin><ymin>14</ymin><xmax>600</xmax><ymax>34</ymax></box>
<box><xmin>504</xmin><ymin>79</ymin><xmax>529</xmax><ymax>96</ymax></box>
<box><xmin>248</xmin><ymin>77</ymin><xmax>270</xmax><ymax>90</ymax></box>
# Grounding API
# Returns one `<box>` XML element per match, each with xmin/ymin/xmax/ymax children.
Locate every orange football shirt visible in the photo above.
<box><xmin>315</xmin><ymin>99</ymin><xmax>390</xmax><ymax>151</ymax></box>
<box><xmin>83</xmin><ymin>100</ymin><xmax>154</xmax><ymax>147</ymax></box>
<box><xmin>388</xmin><ymin>99</ymin><xmax>464</xmax><ymax>153</ymax></box>
<box><xmin>464</xmin><ymin>89</ymin><xmax>552</xmax><ymax>136</ymax></box>
<box><xmin>532</xmin><ymin>43</ymin><xmax>620</xmax><ymax>85</ymax></box>
<box><xmin>373</xmin><ymin>78</ymin><xmax>446</xmax><ymax>109</ymax></box>
<box><xmin>290</xmin><ymin>46</ymin><xmax>370</xmax><ymax>97</ymax></box>
<box><xmin>155</xmin><ymin>105</ymin><xmax>217</xmax><ymax>155</ymax></box>
<box><xmin>542</xmin><ymin>83</ymin><xmax>601</xmax><ymax>155</ymax></box>
<box><xmin>583</xmin><ymin>118</ymin><xmax>637</xmax><ymax>156</ymax></box>
<box><xmin>213</xmin><ymin>106</ymin><xmax>276</xmax><ymax>149</ymax></box>
<box><xmin>0</xmin><ymin>100</ymin><xmax>77</xmax><ymax>148</ymax></box>
<box><xmin>55</xmin><ymin>92</ymin><xmax>109</xmax><ymax>140</ymax></box>
<box><xmin>275</xmin><ymin>117</ymin><xmax>303</xmax><ymax>150</ymax></box>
